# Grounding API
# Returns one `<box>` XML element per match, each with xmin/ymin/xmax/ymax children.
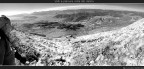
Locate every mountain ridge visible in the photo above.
<box><xmin>73</xmin><ymin>18</ymin><xmax>144</xmax><ymax>41</ymax></box>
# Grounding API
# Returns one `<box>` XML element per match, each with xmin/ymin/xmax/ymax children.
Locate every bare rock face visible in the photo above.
<box><xmin>10</xmin><ymin>18</ymin><xmax>144</xmax><ymax>66</ymax></box>
<box><xmin>0</xmin><ymin>15</ymin><xmax>11</xmax><ymax>29</ymax></box>
<box><xmin>0</xmin><ymin>15</ymin><xmax>7</xmax><ymax>28</ymax></box>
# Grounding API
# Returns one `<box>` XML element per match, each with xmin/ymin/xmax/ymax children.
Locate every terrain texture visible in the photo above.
<box><xmin>10</xmin><ymin>18</ymin><xmax>144</xmax><ymax>66</ymax></box>
<box><xmin>8</xmin><ymin>9</ymin><xmax>144</xmax><ymax>66</ymax></box>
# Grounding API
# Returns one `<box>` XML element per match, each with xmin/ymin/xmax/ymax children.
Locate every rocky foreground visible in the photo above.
<box><xmin>10</xmin><ymin>18</ymin><xmax>144</xmax><ymax>66</ymax></box>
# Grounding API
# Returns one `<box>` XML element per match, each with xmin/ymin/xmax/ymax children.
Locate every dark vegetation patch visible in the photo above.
<box><xmin>14</xmin><ymin>49</ymin><xmax>40</xmax><ymax>64</ymax></box>
<box><xmin>87</xmin><ymin>37</ymin><xmax>104</xmax><ymax>43</ymax></box>
<box><xmin>80</xmin><ymin>40</ymin><xmax>87</xmax><ymax>43</ymax></box>
<box><xmin>55</xmin><ymin>57</ymin><xmax>66</xmax><ymax>62</ymax></box>
<box><xmin>30</xmin><ymin>33</ymin><xmax>46</xmax><ymax>37</ymax></box>
<box><xmin>22</xmin><ymin>21</ymin><xmax>85</xmax><ymax>31</ymax></box>
<box><xmin>58</xmin><ymin>23</ymin><xmax>85</xmax><ymax>31</ymax></box>
<box><xmin>15</xmin><ymin>51</ymin><xmax>27</xmax><ymax>64</ymax></box>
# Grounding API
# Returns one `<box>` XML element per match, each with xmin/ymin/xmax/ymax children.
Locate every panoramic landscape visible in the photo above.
<box><xmin>1</xmin><ymin>3</ymin><xmax>144</xmax><ymax>66</ymax></box>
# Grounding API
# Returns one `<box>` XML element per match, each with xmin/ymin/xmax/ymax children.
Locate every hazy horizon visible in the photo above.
<box><xmin>0</xmin><ymin>3</ymin><xmax>144</xmax><ymax>16</ymax></box>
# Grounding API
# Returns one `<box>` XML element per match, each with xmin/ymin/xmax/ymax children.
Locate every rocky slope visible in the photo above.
<box><xmin>10</xmin><ymin>18</ymin><xmax>144</xmax><ymax>66</ymax></box>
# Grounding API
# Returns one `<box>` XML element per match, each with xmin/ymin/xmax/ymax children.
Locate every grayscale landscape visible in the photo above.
<box><xmin>5</xmin><ymin>4</ymin><xmax>144</xmax><ymax>66</ymax></box>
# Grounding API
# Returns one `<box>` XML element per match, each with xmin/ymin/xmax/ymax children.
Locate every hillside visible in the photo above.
<box><xmin>10</xmin><ymin>18</ymin><xmax>144</xmax><ymax>66</ymax></box>
<box><xmin>10</xmin><ymin>9</ymin><xmax>144</xmax><ymax>39</ymax></box>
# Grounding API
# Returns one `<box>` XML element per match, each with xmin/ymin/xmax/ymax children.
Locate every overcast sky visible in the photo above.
<box><xmin>0</xmin><ymin>3</ymin><xmax>144</xmax><ymax>16</ymax></box>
